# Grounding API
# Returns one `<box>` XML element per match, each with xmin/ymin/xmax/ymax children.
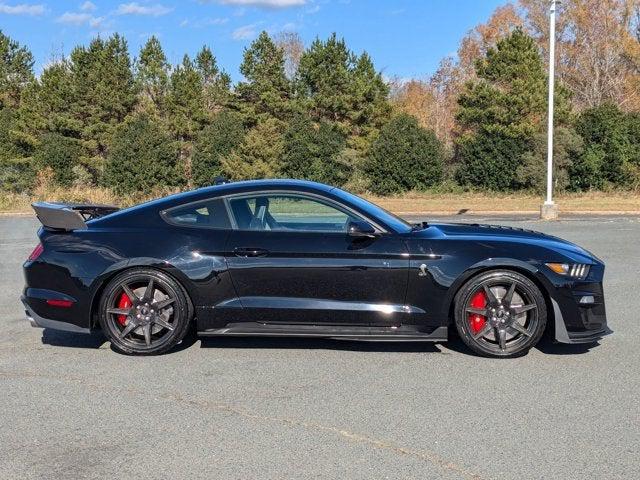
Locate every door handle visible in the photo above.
<box><xmin>233</xmin><ymin>247</ymin><xmax>269</xmax><ymax>257</ymax></box>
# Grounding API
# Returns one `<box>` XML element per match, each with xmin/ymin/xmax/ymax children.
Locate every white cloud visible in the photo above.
<box><xmin>219</xmin><ymin>0</ymin><xmax>305</xmax><ymax>8</ymax></box>
<box><xmin>89</xmin><ymin>16</ymin><xmax>103</xmax><ymax>27</ymax></box>
<box><xmin>204</xmin><ymin>16</ymin><xmax>228</xmax><ymax>25</ymax></box>
<box><xmin>56</xmin><ymin>11</ymin><xmax>104</xmax><ymax>27</ymax></box>
<box><xmin>232</xmin><ymin>23</ymin><xmax>259</xmax><ymax>40</ymax></box>
<box><xmin>181</xmin><ymin>16</ymin><xmax>229</xmax><ymax>28</ymax></box>
<box><xmin>80</xmin><ymin>1</ymin><xmax>96</xmax><ymax>11</ymax></box>
<box><xmin>281</xmin><ymin>22</ymin><xmax>297</xmax><ymax>31</ymax></box>
<box><xmin>0</xmin><ymin>3</ymin><xmax>45</xmax><ymax>15</ymax></box>
<box><xmin>57</xmin><ymin>12</ymin><xmax>92</xmax><ymax>24</ymax></box>
<box><xmin>116</xmin><ymin>2</ymin><xmax>172</xmax><ymax>16</ymax></box>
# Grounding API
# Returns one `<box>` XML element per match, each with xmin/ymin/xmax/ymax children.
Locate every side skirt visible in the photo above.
<box><xmin>198</xmin><ymin>323</ymin><xmax>448</xmax><ymax>342</ymax></box>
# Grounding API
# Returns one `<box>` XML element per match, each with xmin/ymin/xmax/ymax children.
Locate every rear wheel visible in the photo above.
<box><xmin>98</xmin><ymin>268</ymin><xmax>192</xmax><ymax>355</ymax></box>
<box><xmin>454</xmin><ymin>270</ymin><xmax>547</xmax><ymax>358</ymax></box>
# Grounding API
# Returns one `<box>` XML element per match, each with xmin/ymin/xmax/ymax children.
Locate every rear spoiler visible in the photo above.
<box><xmin>32</xmin><ymin>202</ymin><xmax>119</xmax><ymax>230</ymax></box>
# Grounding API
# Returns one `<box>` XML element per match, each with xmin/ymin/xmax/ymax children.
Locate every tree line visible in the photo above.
<box><xmin>393</xmin><ymin>0</ymin><xmax>640</xmax><ymax>193</ymax></box>
<box><xmin>0</xmin><ymin>0</ymin><xmax>639</xmax><ymax>199</ymax></box>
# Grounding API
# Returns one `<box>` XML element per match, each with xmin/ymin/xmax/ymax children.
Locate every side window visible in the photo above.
<box><xmin>228</xmin><ymin>194</ymin><xmax>359</xmax><ymax>233</ymax></box>
<box><xmin>163</xmin><ymin>198</ymin><xmax>231</xmax><ymax>229</ymax></box>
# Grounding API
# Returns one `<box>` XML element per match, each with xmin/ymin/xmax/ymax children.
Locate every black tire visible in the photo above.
<box><xmin>453</xmin><ymin>270</ymin><xmax>547</xmax><ymax>358</ymax></box>
<box><xmin>98</xmin><ymin>268</ymin><xmax>193</xmax><ymax>355</ymax></box>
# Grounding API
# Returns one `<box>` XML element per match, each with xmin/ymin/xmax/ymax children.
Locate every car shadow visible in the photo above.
<box><xmin>39</xmin><ymin>327</ymin><xmax>600</xmax><ymax>356</ymax></box>
<box><xmin>435</xmin><ymin>330</ymin><xmax>600</xmax><ymax>357</ymax></box>
<box><xmin>534</xmin><ymin>335</ymin><xmax>600</xmax><ymax>355</ymax></box>
<box><xmin>198</xmin><ymin>335</ymin><xmax>446</xmax><ymax>353</ymax></box>
<box><xmin>41</xmin><ymin>328</ymin><xmax>107</xmax><ymax>349</ymax></box>
<box><xmin>39</xmin><ymin>328</ymin><xmax>446</xmax><ymax>354</ymax></box>
<box><xmin>40</xmin><ymin>328</ymin><xmax>200</xmax><ymax>355</ymax></box>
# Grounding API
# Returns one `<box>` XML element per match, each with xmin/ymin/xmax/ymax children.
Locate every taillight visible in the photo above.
<box><xmin>46</xmin><ymin>299</ymin><xmax>74</xmax><ymax>308</ymax></box>
<box><xmin>28</xmin><ymin>243</ymin><xmax>44</xmax><ymax>262</ymax></box>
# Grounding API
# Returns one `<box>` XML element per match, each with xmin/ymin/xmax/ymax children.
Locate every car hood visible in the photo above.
<box><xmin>418</xmin><ymin>222</ymin><xmax>597</xmax><ymax>262</ymax></box>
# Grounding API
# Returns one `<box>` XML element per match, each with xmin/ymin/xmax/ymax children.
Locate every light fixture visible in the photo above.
<box><xmin>545</xmin><ymin>263</ymin><xmax>591</xmax><ymax>280</ymax></box>
<box><xmin>579</xmin><ymin>295</ymin><xmax>595</xmax><ymax>304</ymax></box>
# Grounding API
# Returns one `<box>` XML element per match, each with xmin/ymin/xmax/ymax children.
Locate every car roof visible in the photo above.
<box><xmin>199</xmin><ymin>179</ymin><xmax>334</xmax><ymax>196</ymax></box>
<box><xmin>158</xmin><ymin>179</ymin><xmax>334</xmax><ymax>207</ymax></box>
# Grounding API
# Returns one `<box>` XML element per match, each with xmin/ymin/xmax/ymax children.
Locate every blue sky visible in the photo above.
<box><xmin>0</xmin><ymin>0</ymin><xmax>505</xmax><ymax>81</ymax></box>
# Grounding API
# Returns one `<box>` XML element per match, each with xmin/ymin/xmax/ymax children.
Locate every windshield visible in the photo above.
<box><xmin>332</xmin><ymin>188</ymin><xmax>413</xmax><ymax>233</ymax></box>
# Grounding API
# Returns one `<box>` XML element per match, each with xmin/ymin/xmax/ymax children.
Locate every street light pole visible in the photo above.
<box><xmin>541</xmin><ymin>0</ymin><xmax>559</xmax><ymax>220</ymax></box>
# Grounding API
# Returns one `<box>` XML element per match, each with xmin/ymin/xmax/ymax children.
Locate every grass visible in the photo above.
<box><xmin>2</xmin><ymin>187</ymin><xmax>640</xmax><ymax>216</ymax></box>
<box><xmin>0</xmin><ymin>185</ymin><xmax>175</xmax><ymax>215</ymax></box>
<box><xmin>364</xmin><ymin>191</ymin><xmax>640</xmax><ymax>215</ymax></box>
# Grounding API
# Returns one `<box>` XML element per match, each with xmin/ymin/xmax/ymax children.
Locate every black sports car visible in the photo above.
<box><xmin>22</xmin><ymin>180</ymin><xmax>610</xmax><ymax>357</ymax></box>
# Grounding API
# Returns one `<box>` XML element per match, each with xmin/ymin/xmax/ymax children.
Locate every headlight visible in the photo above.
<box><xmin>545</xmin><ymin>262</ymin><xmax>590</xmax><ymax>280</ymax></box>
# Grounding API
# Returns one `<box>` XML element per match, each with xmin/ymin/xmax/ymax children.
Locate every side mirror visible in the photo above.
<box><xmin>347</xmin><ymin>220</ymin><xmax>377</xmax><ymax>238</ymax></box>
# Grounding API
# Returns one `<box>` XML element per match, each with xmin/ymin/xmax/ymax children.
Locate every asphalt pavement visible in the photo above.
<box><xmin>0</xmin><ymin>214</ymin><xmax>639</xmax><ymax>480</ymax></box>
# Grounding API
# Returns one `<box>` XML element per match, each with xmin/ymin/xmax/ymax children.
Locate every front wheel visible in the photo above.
<box><xmin>98</xmin><ymin>268</ymin><xmax>192</xmax><ymax>355</ymax></box>
<box><xmin>453</xmin><ymin>270</ymin><xmax>547</xmax><ymax>358</ymax></box>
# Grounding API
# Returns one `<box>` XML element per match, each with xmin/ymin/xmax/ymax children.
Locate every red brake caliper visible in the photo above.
<box><xmin>468</xmin><ymin>291</ymin><xmax>487</xmax><ymax>335</ymax></box>
<box><xmin>117</xmin><ymin>292</ymin><xmax>132</xmax><ymax>326</ymax></box>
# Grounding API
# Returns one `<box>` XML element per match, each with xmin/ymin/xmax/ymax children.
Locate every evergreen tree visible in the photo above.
<box><xmin>455</xmin><ymin>28</ymin><xmax>570</xmax><ymax>190</ymax></box>
<box><xmin>0</xmin><ymin>30</ymin><xmax>34</xmax><ymax>109</ymax></box>
<box><xmin>0</xmin><ymin>156</ymin><xmax>33</xmax><ymax>193</ymax></box>
<box><xmin>192</xmin><ymin>111</ymin><xmax>244</xmax><ymax>187</ymax></box>
<box><xmin>167</xmin><ymin>54</ymin><xmax>206</xmax><ymax>185</ymax></box>
<box><xmin>167</xmin><ymin>54</ymin><xmax>205</xmax><ymax>139</ymax></box>
<box><xmin>33</xmin><ymin>133</ymin><xmax>81</xmax><ymax>187</ymax></box>
<box><xmin>297</xmin><ymin>34</ymin><xmax>354</xmax><ymax>126</ymax></box>
<box><xmin>0</xmin><ymin>108</ymin><xmax>34</xmax><ymax>192</ymax></box>
<box><xmin>220</xmin><ymin>118</ymin><xmax>284</xmax><ymax>180</ymax></box>
<box><xmin>365</xmin><ymin>114</ymin><xmax>444</xmax><ymax>195</ymax></box>
<box><xmin>281</xmin><ymin>114</ymin><xmax>347</xmax><ymax>185</ymax></box>
<box><xmin>573</xmin><ymin>104</ymin><xmax>632</xmax><ymax>187</ymax></box>
<box><xmin>17</xmin><ymin>60</ymin><xmax>78</xmax><ymax>148</ymax></box>
<box><xmin>626</xmin><ymin>112</ymin><xmax>640</xmax><ymax>168</ymax></box>
<box><xmin>297</xmin><ymin>34</ymin><xmax>390</xmax><ymax>150</ymax></box>
<box><xmin>12</xmin><ymin>60</ymin><xmax>81</xmax><ymax>190</ymax></box>
<box><xmin>349</xmin><ymin>52</ymin><xmax>389</xmax><ymax>134</ymax></box>
<box><xmin>236</xmin><ymin>31</ymin><xmax>291</xmax><ymax>123</ymax></box>
<box><xmin>68</xmin><ymin>34</ymin><xmax>136</xmax><ymax>172</ymax></box>
<box><xmin>135</xmin><ymin>36</ymin><xmax>170</xmax><ymax>116</ymax></box>
<box><xmin>195</xmin><ymin>45</ymin><xmax>233</xmax><ymax>117</ymax></box>
<box><xmin>0</xmin><ymin>29</ymin><xmax>35</xmax><ymax>188</ymax></box>
<box><xmin>516</xmin><ymin>126</ymin><xmax>583</xmax><ymax>193</ymax></box>
<box><xmin>104</xmin><ymin>114</ymin><xmax>181</xmax><ymax>195</ymax></box>
<box><xmin>0</xmin><ymin>108</ymin><xmax>19</xmax><ymax>160</ymax></box>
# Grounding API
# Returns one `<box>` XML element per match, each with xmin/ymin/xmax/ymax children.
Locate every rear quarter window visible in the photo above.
<box><xmin>162</xmin><ymin>198</ymin><xmax>231</xmax><ymax>229</ymax></box>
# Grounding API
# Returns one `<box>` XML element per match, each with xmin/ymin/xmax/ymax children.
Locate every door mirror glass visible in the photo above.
<box><xmin>347</xmin><ymin>220</ymin><xmax>377</xmax><ymax>238</ymax></box>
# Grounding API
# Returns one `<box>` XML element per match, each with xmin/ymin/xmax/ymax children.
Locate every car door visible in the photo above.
<box><xmin>224</xmin><ymin>191</ymin><xmax>410</xmax><ymax>327</ymax></box>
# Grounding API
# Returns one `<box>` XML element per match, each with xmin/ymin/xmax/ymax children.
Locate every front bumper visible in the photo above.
<box><xmin>549</xmin><ymin>264</ymin><xmax>611</xmax><ymax>344</ymax></box>
<box><xmin>552</xmin><ymin>297</ymin><xmax>611</xmax><ymax>343</ymax></box>
<box><xmin>21</xmin><ymin>297</ymin><xmax>90</xmax><ymax>334</ymax></box>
